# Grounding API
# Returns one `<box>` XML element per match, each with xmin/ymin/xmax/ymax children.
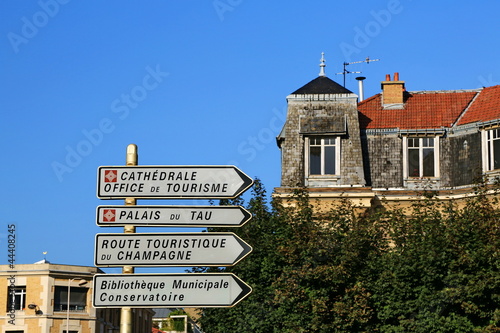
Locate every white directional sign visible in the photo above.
<box><xmin>96</xmin><ymin>205</ymin><xmax>252</xmax><ymax>227</ymax></box>
<box><xmin>93</xmin><ymin>273</ymin><xmax>252</xmax><ymax>308</ymax></box>
<box><xmin>97</xmin><ymin>165</ymin><xmax>253</xmax><ymax>199</ymax></box>
<box><xmin>94</xmin><ymin>232</ymin><xmax>252</xmax><ymax>267</ymax></box>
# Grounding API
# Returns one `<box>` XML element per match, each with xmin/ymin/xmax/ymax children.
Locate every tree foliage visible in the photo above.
<box><xmin>194</xmin><ymin>181</ymin><xmax>500</xmax><ymax>332</ymax></box>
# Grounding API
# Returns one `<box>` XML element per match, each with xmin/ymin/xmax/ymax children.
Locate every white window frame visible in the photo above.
<box><xmin>305</xmin><ymin>136</ymin><xmax>341</xmax><ymax>177</ymax></box>
<box><xmin>482</xmin><ymin>128</ymin><xmax>500</xmax><ymax>172</ymax></box>
<box><xmin>7</xmin><ymin>286</ymin><xmax>26</xmax><ymax>311</ymax></box>
<box><xmin>402</xmin><ymin>136</ymin><xmax>440</xmax><ymax>179</ymax></box>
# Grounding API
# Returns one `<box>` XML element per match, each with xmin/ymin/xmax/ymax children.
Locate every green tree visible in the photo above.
<box><xmin>194</xmin><ymin>182</ymin><xmax>500</xmax><ymax>332</ymax></box>
<box><xmin>272</xmin><ymin>190</ymin><xmax>381</xmax><ymax>332</ymax></box>
<box><xmin>193</xmin><ymin>179</ymin><xmax>286</xmax><ymax>332</ymax></box>
<box><xmin>369</xmin><ymin>191</ymin><xmax>500</xmax><ymax>332</ymax></box>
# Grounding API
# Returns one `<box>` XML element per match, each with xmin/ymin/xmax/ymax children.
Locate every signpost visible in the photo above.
<box><xmin>93</xmin><ymin>145</ymin><xmax>254</xmax><ymax>317</ymax></box>
<box><xmin>96</xmin><ymin>205</ymin><xmax>252</xmax><ymax>227</ymax></box>
<box><xmin>94</xmin><ymin>232</ymin><xmax>252</xmax><ymax>267</ymax></box>
<box><xmin>97</xmin><ymin>165</ymin><xmax>253</xmax><ymax>199</ymax></box>
<box><xmin>93</xmin><ymin>273</ymin><xmax>252</xmax><ymax>308</ymax></box>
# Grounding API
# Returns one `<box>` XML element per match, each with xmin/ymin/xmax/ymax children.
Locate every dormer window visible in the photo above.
<box><xmin>482</xmin><ymin>128</ymin><xmax>500</xmax><ymax>171</ymax></box>
<box><xmin>305</xmin><ymin>136</ymin><xmax>340</xmax><ymax>176</ymax></box>
<box><xmin>403</xmin><ymin>136</ymin><xmax>439</xmax><ymax>179</ymax></box>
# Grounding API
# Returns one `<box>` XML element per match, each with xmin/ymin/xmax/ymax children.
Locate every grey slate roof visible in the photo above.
<box><xmin>291</xmin><ymin>76</ymin><xmax>353</xmax><ymax>95</ymax></box>
<box><xmin>152</xmin><ymin>308</ymin><xmax>174</xmax><ymax>318</ymax></box>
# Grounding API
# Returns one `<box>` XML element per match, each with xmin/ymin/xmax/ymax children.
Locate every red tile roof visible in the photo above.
<box><xmin>152</xmin><ymin>328</ymin><xmax>167</xmax><ymax>333</ymax></box>
<box><xmin>358</xmin><ymin>90</ymin><xmax>479</xmax><ymax>129</ymax></box>
<box><xmin>456</xmin><ymin>85</ymin><xmax>500</xmax><ymax>125</ymax></box>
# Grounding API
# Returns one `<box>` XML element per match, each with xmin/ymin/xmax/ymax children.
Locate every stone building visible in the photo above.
<box><xmin>0</xmin><ymin>261</ymin><xmax>153</xmax><ymax>333</ymax></box>
<box><xmin>275</xmin><ymin>55</ymin><xmax>500</xmax><ymax>209</ymax></box>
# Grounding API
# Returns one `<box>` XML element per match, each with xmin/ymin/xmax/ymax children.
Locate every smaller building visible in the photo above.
<box><xmin>152</xmin><ymin>308</ymin><xmax>174</xmax><ymax>331</ymax></box>
<box><xmin>0</xmin><ymin>261</ymin><xmax>153</xmax><ymax>333</ymax></box>
<box><xmin>152</xmin><ymin>308</ymin><xmax>202</xmax><ymax>333</ymax></box>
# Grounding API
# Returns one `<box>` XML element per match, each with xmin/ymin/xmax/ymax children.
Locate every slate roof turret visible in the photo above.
<box><xmin>290</xmin><ymin>53</ymin><xmax>354</xmax><ymax>95</ymax></box>
<box><xmin>291</xmin><ymin>75</ymin><xmax>353</xmax><ymax>95</ymax></box>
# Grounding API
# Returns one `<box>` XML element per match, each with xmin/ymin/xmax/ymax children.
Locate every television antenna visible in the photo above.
<box><xmin>336</xmin><ymin>57</ymin><xmax>380</xmax><ymax>87</ymax></box>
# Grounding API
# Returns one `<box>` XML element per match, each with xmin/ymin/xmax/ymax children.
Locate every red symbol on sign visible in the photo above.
<box><xmin>104</xmin><ymin>170</ymin><xmax>118</xmax><ymax>182</ymax></box>
<box><xmin>103</xmin><ymin>209</ymin><xmax>116</xmax><ymax>222</ymax></box>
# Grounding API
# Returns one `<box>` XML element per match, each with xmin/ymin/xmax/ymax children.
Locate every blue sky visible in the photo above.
<box><xmin>1</xmin><ymin>1</ymin><xmax>499</xmax><ymax>272</ymax></box>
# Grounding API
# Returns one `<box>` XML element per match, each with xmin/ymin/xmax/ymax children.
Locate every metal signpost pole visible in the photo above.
<box><xmin>66</xmin><ymin>279</ymin><xmax>72</xmax><ymax>333</ymax></box>
<box><xmin>120</xmin><ymin>144</ymin><xmax>137</xmax><ymax>333</ymax></box>
<box><xmin>66</xmin><ymin>278</ymin><xmax>87</xmax><ymax>333</ymax></box>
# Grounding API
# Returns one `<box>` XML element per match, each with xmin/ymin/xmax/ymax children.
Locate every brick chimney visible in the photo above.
<box><xmin>381</xmin><ymin>72</ymin><xmax>405</xmax><ymax>105</ymax></box>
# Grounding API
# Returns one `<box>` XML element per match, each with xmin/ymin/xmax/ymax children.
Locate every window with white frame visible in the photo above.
<box><xmin>483</xmin><ymin>128</ymin><xmax>500</xmax><ymax>171</ymax></box>
<box><xmin>306</xmin><ymin>136</ymin><xmax>340</xmax><ymax>176</ymax></box>
<box><xmin>7</xmin><ymin>286</ymin><xmax>26</xmax><ymax>311</ymax></box>
<box><xmin>404</xmin><ymin>137</ymin><xmax>439</xmax><ymax>178</ymax></box>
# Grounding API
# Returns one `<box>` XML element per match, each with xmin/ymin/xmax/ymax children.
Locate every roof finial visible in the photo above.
<box><xmin>319</xmin><ymin>52</ymin><xmax>326</xmax><ymax>77</ymax></box>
